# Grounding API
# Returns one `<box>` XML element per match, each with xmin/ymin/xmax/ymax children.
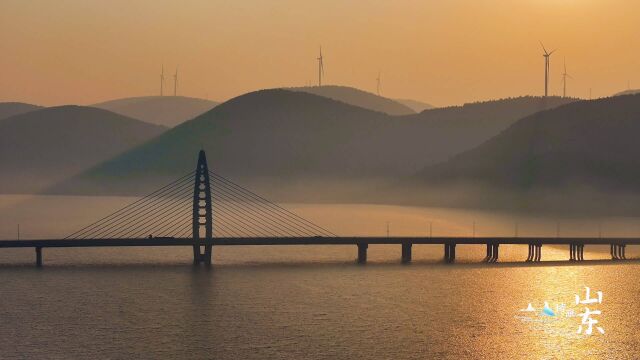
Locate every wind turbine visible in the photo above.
<box><xmin>540</xmin><ymin>42</ymin><xmax>556</xmax><ymax>97</ymax></box>
<box><xmin>376</xmin><ymin>71</ymin><xmax>381</xmax><ymax>96</ymax></box>
<box><xmin>173</xmin><ymin>66</ymin><xmax>178</xmax><ymax>96</ymax></box>
<box><xmin>561</xmin><ymin>58</ymin><xmax>573</xmax><ymax>98</ymax></box>
<box><xmin>317</xmin><ymin>46</ymin><xmax>324</xmax><ymax>87</ymax></box>
<box><xmin>160</xmin><ymin>65</ymin><xmax>165</xmax><ymax>96</ymax></box>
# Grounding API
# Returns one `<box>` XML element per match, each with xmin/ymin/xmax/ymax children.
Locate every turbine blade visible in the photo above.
<box><xmin>540</xmin><ymin>41</ymin><xmax>548</xmax><ymax>55</ymax></box>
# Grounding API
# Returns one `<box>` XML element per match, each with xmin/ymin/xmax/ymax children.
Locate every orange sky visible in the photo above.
<box><xmin>1</xmin><ymin>0</ymin><xmax>638</xmax><ymax>107</ymax></box>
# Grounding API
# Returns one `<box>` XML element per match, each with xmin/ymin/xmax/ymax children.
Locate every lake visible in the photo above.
<box><xmin>1</xmin><ymin>195</ymin><xmax>640</xmax><ymax>359</ymax></box>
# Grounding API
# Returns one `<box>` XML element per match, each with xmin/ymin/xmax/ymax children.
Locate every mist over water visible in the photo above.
<box><xmin>3</xmin><ymin>195</ymin><xmax>640</xmax><ymax>241</ymax></box>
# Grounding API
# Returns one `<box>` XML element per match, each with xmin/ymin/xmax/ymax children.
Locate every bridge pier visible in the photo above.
<box><xmin>357</xmin><ymin>243</ymin><xmax>368</xmax><ymax>264</ymax></box>
<box><xmin>444</xmin><ymin>243</ymin><xmax>456</xmax><ymax>263</ymax></box>
<box><xmin>193</xmin><ymin>245</ymin><xmax>213</xmax><ymax>265</ymax></box>
<box><xmin>569</xmin><ymin>243</ymin><xmax>580</xmax><ymax>261</ymax></box>
<box><xmin>451</xmin><ymin>243</ymin><xmax>456</xmax><ymax>262</ymax></box>
<box><xmin>611</xmin><ymin>244</ymin><xmax>626</xmax><ymax>260</ymax></box>
<box><xmin>35</xmin><ymin>247</ymin><xmax>42</xmax><ymax>267</ymax></box>
<box><xmin>526</xmin><ymin>244</ymin><xmax>533</xmax><ymax>261</ymax></box>
<box><xmin>569</xmin><ymin>244</ymin><xmax>574</xmax><ymax>261</ymax></box>
<box><xmin>617</xmin><ymin>244</ymin><xmax>625</xmax><ymax>260</ymax></box>
<box><xmin>445</xmin><ymin>243</ymin><xmax>450</xmax><ymax>262</ymax></box>
<box><xmin>485</xmin><ymin>243</ymin><xmax>498</xmax><ymax>262</ymax></box>
<box><xmin>401</xmin><ymin>242</ymin><xmax>412</xmax><ymax>263</ymax></box>
<box><xmin>534</xmin><ymin>243</ymin><xmax>541</xmax><ymax>262</ymax></box>
<box><xmin>443</xmin><ymin>243</ymin><xmax>456</xmax><ymax>263</ymax></box>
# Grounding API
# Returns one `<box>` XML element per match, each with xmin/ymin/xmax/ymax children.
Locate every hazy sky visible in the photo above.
<box><xmin>1</xmin><ymin>0</ymin><xmax>638</xmax><ymax>107</ymax></box>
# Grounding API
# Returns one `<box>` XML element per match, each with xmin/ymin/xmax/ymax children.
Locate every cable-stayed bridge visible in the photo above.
<box><xmin>0</xmin><ymin>151</ymin><xmax>638</xmax><ymax>266</ymax></box>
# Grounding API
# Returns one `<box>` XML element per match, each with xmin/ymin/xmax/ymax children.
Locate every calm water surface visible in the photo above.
<box><xmin>1</xmin><ymin>195</ymin><xmax>640</xmax><ymax>359</ymax></box>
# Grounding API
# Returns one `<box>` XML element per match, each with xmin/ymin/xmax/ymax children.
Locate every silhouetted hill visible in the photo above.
<box><xmin>0</xmin><ymin>102</ymin><xmax>43</xmax><ymax>120</ymax></box>
<box><xmin>290</xmin><ymin>85</ymin><xmax>415</xmax><ymax>115</ymax></box>
<box><xmin>51</xmin><ymin>91</ymin><xmax>576</xmax><ymax>200</ymax></box>
<box><xmin>614</xmin><ymin>89</ymin><xmax>640</xmax><ymax>97</ymax></box>
<box><xmin>407</xmin><ymin>94</ymin><xmax>640</xmax><ymax>213</ymax></box>
<box><xmin>93</xmin><ymin>96</ymin><xmax>219</xmax><ymax>127</ymax></box>
<box><xmin>0</xmin><ymin>106</ymin><xmax>166</xmax><ymax>193</ymax></box>
<box><xmin>395</xmin><ymin>98</ymin><xmax>434</xmax><ymax>112</ymax></box>
<box><xmin>395</xmin><ymin>96</ymin><xmax>577</xmax><ymax>166</ymax></box>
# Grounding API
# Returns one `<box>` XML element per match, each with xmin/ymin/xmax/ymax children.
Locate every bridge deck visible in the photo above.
<box><xmin>1</xmin><ymin>236</ymin><xmax>640</xmax><ymax>248</ymax></box>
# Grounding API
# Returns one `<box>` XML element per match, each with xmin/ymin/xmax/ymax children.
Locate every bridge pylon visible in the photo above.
<box><xmin>193</xmin><ymin>150</ymin><xmax>213</xmax><ymax>265</ymax></box>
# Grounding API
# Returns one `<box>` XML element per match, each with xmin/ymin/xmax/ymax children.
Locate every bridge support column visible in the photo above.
<box><xmin>443</xmin><ymin>243</ymin><xmax>456</xmax><ymax>263</ymax></box>
<box><xmin>357</xmin><ymin>243</ymin><xmax>368</xmax><ymax>264</ymax></box>
<box><xmin>618</xmin><ymin>244</ymin><xmax>623</xmax><ymax>260</ymax></box>
<box><xmin>401</xmin><ymin>243</ymin><xmax>412</xmax><ymax>264</ymax></box>
<box><xmin>622</xmin><ymin>244</ymin><xmax>627</xmax><ymax>259</ymax></box>
<box><xmin>534</xmin><ymin>244</ymin><xmax>541</xmax><ymax>262</ymax></box>
<box><xmin>485</xmin><ymin>243</ymin><xmax>498</xmax><ymax>263</ymax></box>
<box><xmin>569</xmin><ymin>243</ymin><xmax>575</xmax><ymax>261</ymax></box>
<box><xmin>618</xmin><ymin>244</ymin><xmax>625</xmax><ymax>260</ymax></box>
<box><xmin>35</xmin><ymin>247</ymin><xmax>42</xmax><ymax>267</ymax></box>
<box><xmin>578</xmin><ymin>244</ymin><xmax>584</xmax><ymax>261</ymax></box>
<box><xmin>527</xmin><ymin>244</ymin><xmax>534</xmax><ymax>262</ymax></box>
<box><xmin>611</xmin><ymin>244</ymin><xmax>625</xmax><ymax>260</ymax></box>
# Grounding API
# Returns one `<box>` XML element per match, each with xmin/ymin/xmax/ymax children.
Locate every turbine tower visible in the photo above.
<box><xmin>173</xmin><ymin>66</ymin><xmax>178</xmax><ymax>96</ymax></box>
<box><xmin>317</xmin><ymin>46</ymin><xmax>324</xmax><ymax>87</ymax></box>
<box><xmin>376</xmin><ymin>72</ymin><xmax>381</xmax><ymax>96</ymax></box>
<box><xmin>160</xmin><ymin>65</ymin><xmax>165</xmax><ymax>96</ymax></box>
<box><xmin>561</xmin><ymin>58</ymin><xmax>573</xmax><ymax>98</ymax></box>
<box><xmin>540</xmin><ymin>42</ymin><xmax>556</xmax><ymax>97</ymax></box>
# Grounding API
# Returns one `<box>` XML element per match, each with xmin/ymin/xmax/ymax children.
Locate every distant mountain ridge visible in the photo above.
<box><xmin>405</xmin><ymin>94</ymin><xmax>640</xmax><ymax>212</ymax></box>
<box><xmin>0</xmin><ymin>102</ymin><xmax>43</xmax><ymax>121</ymax></box>
<box><xmin>0</xmin><ymin>106</ymin><xmax>166</xmax><ymax>193</ymax></box>
<box><xmin>51</xmin><ymin>90</ymin><xmax>575</xmax><ymax>200</ymax></box>
<box><xmin>93</xmin><ymin>95</ymin><xmax>219</xmax><ymax>127</ymax></box>
<box><xmin>614</xmin><ymin>89</ymin><xmax>640</xmax><ymax>97</ymax></box>
<box><xmin>289</xmin><ymin>85</ymin><xmax>416</xmax><ymax>115</ymax></box>
<box><xmin>394</xmin><ymin>98</ymin><xmax>434</xmax><ymax>112</ymax></box>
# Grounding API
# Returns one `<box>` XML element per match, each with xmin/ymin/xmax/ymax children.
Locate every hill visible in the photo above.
<box><xmin>394</xmin><ymin>96</ymin><xmax>577</xmax><ymax>167</ymax></box>
<box><xmin>0</xmin><ymin>106</ymin><xmax>166</xmax><ymax>193</ymax></box>
<box><xmin>0</xmin><ymin>102</ymin><xmax>43</xmax><ymax>121</ymax></box>
<box><xmin>289</xmin><ymin>85</ymin><xmax>415</xmax><ymax>115</ymax></box>
<box><xmin>408</xmin><ymin>94</ymin><xmax>640</xmax><ymax>213</ymax></box>
<box><xmin>395</xmin><ymin>98</ymin><xmax>434</xmax><ymax>112</ymax></box>
<box><xmin>93</xmin><ymin>96</ymin><xmax>219</xmax><ymax>127</ymax></box>
<box><xmin>51</xmin><ymin>90</ymin><xmax>576</xmax><ymax>200</ymax></box>
<box><xmin>614</xmin><ymin>89</ymin><xmax>640</xmax><ymax>97</ymax></box>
